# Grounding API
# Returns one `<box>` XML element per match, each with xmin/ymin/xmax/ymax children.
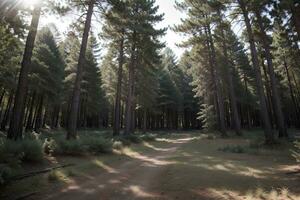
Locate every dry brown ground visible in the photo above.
<box><xmin>3</xmin><ymin>132</ymin><xmax>300</xmax><ymax>200</ymax></box>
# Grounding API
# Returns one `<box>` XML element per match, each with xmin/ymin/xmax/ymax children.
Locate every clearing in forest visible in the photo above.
<box><xmin>2</xmin><ymin>131</ymin><xmax>300</xmax><ymax>200</ymax></box>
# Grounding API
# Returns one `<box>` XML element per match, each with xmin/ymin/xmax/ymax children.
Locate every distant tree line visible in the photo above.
<box><xmin>0</xmin><ymin>0</ymin><xmax>299</xmax><ymax>144</ymax></box>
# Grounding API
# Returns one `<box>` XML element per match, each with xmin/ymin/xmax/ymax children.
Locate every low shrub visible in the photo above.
<box><xmin>140</xmin><ymin>134</ymin><xmax>156</xmax><ymax>142</ymax></box>
<box><xmin>48</xmin><ymin>170</ymin><xmax>60</xmax><ymax>182</ymax></box>
<box><xmin>207</xmin><ymin>134</ymin><xmax>216</xmax><ymax>140</ymax></box>
<box><xmin>49</xmin><ymin>135</ymin><xmax>113</xmax><ymax>156</ymax></box>
<box><xmin>43</xmin><ymin>138</ymin><xmax>58</xmax><ymax>155</ymax></box>
<box><xmin>249</xmin><ymin>138</ymin><xmax>264</xmax><ymax>149</ymax></box>
<box><xmin>112</xmin><ymin>141</ymin><xmax>124</xmax><ymax>150</ymax></box>
<box><xmin>218</xmin><ymin>145</ymin><xmax>246</xmax><ymax>154</ymax></box>
<box><xmin>53</xmin><ymin>139</ymin><xmax>87</xmax><ymax>156</ymax></box>
<box><xmin>124</xmin><ymin>134</ymin><xmax>142</xmax><ymax>144</ymax></box>
<box><xmin>82</xmin><ymin>137</ymin><xmax>113</xmax><ymax>154</ymax></box>
<box><xmin>0</xmin><ymin>138</ymin><xmax>43</xmax><ymax>184</ymax></box>
<box><xmin>114</xmin><ymin>136</ymin><xmax>132</xmax><ymax>146</ymax></box>
<box><xmin>20</xmin><ymin>139</ymin><xmax>44</xmax><ymax>162</ymax></box>
<box><xmin>0</xmin><ymin>164</ymin><xmax>13</xmax><ymax>185</ymax></box>
<box><xmin>0</xmin><ymin>139</ymin><xmax>44</xmax><ymax>163</ymax></box>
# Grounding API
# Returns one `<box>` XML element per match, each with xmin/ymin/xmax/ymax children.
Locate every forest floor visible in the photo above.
<box><xmin>1</xmin><ymin>130</ymin><xmax>300</xmax><ymax>200</ymax></box>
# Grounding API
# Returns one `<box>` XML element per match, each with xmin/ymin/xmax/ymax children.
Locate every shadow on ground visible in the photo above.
<box><xmin>6</xmin><ymin>132</ymin><xmax>300</xmax><ymax>200</ymax></box>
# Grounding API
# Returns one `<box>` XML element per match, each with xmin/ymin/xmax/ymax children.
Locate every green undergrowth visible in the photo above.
<box><xmin>0</xmin><ymin>130</ymin><xmax>157</xmax><ymax>185</ymax></box>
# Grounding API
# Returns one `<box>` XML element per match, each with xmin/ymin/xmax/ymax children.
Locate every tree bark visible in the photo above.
<box><xmin>1</xmin><ymin>92</ymin><xmax>13</xmax><ymax>131</ymax></box>
<box><xmin>113</xmin><ymin>33</ymin><xmax>124</xmax><ymax>136</ymax></box>
<box><xmin>7</xmin><ymin>4</ymin><xmax>41</xmax><ymax>140</ymax></box>
<box><xmin>284</xmin><ymin>59</ymin><xmax>300</xmax><ymax>127</ymax></box>
<box><xmin>34</xmin><ymin>94</ymin><xmax>44</xmax><ymax>132</ymax></box>
<box><xmin>290</xmin><ymin>3</ymin><xmax>300</xmax><ymax>41</ymax></box>
<box><xmin>238</xmin><ymin>0</ymin><xmax>274</xmax><ymax>144</ymax></box>
<box><xmin>217</xmin><ymin>15</ymin><xmax>242</xmax><ymax>136</ymax></box>
<box><xmin>67</xmin><ymin>0</ymin><xmax>94</xmax><ymax>139</ymax></box>
<box><xmin>124</xmin><ymin>32</ymin><xmax>136</xmax><ymax>135</ymax></box>
<box><xmin>255</xmin><ymin>10</ymin><xmax>287</xmax><ymax>137</ymax></box>
<box><xmin>206</xmin><ymin>23</ymin><xmax>227</xmax><ymax>136</ymax></box>
<box><xmin>25</xmin><ymin>91</ymin><xmax>36</xmax><ymax>132</ymax></box>
<box><xmin>143</xmin><ymin>109</ymin><xmax>147</xmax><ymax>133</ymax></box>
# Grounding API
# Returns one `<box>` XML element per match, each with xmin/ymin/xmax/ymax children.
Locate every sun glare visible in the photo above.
<box><xmin>23</xmin><ymin>0</ymin><xmax>40</xmax><ymax>7</ymax></box>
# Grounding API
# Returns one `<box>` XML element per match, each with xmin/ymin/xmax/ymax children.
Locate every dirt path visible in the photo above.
<box><xmin>40</xmin><ymin>133</ymin><xmax>300</xmax><ymax>200</ymax></box>
<box><xmin>42</xmin><ymin>135</ymin><xmax>191</xmax><ymax>200</ymax></box>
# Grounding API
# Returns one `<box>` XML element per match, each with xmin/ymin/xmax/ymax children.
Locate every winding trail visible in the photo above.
<box><xmin>41</xmin><ymin>133</ymin><xmax>300</xmax><ymax>200</ymax></box>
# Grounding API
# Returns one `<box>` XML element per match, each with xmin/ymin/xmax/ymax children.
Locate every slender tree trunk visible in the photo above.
<box><xmin>25</xmin><ymin>91</ymin><xmax>36</xmax><ymax>132</ymax></box>
<box><xmin>206</xmin><ymin>23</ymin><xmax>227</xmax><ymax>136</ymax></box>
<box><xmin>0</xmin><ymin>89</ymin><xmax>5</xmax><ymax>111</ymax></box>
<box><xmin>7</xmin><ymin>4</ymin><xmax>41</xmax><ymax>140</ymax></box>
<box><xmin>42</xmin><ymin>100</ymin><xmax>48</xmax><ymax>127</ymax></box>
<box><xmin>1</xmin><ymin>92</ymin><xmax>13</xmax><ymax>131</ymax></box>
<box><xmin>67</xmin><ymin>0</ymin><xmax>94</xmax><ymax>139</ymax></box>
<box><xmin>113</xmin><ymin>34</ymin><xmax>124</xmax><ymax>136</ymax></box>
<box><xmin>0</xmin><ymin>89</ymin><xmax>5</xmax><ymax>120</ymax></box>
<box><xmin>143</xmin><ymin>109</ymin><xmax>147</xmax><ymax>133</ymax></box>
<box><xmin>261</xmin><ymin>59</ymin><xmax>274</xmax><ymax>128</ymax></box>
<box><xmin>290</xmin><ymin>4</ymin><xmax>300</xmax><ymax>41</ymax></box>
<box><xmin>255</xmin><ymin>10</ymin><xmax>287</xmax><ymax>137</ymax></box>
<box><xmin>34</xmin><ymin>95</ymin><xmax>44</xmax><ymax>132</ymax></box>
<box><xmin>238</xmin><ymin>0</ymin><xmax>274</xmax><ymax>144</ymax></box>
<box><xmin>124</xmin><ymin>32</ymin><xmax>136</xmax><ymax>135</ymax></box>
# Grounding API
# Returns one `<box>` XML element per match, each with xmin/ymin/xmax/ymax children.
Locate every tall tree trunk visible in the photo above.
<box><xmin>0</xmin><ymin>89</ymin><xmax>5</xmax><ymax>120</ymax></box>
<box><xmin>25</xmin><ymin>91</ymin><xmax>36</xmax><ymax>132</ymax></box>
<box><xmin>284</xmin><ymin>59</ymin><xmax>300</xmax><ymax>127</ymax></box>
<box><xmin>7</xmin><ymin>4</ymin><xmax>41</xmax><ymax>140</ymax></box>
<box><xmin>1</xmin><ymin>92</ymin><xmax>13</xmax><ymax>131</ymax></box>
<box><xmin>34</xmin><ymin>95</ymin><xmax>44</xmax><ymax>132</ymax></box>
<box><xmin>238</xmin><ymin>0</ymin><xmax>274</xmax><ymax>144</ymax></box>
<box><xmin>261</xmin><ymin>58</ymin><xmax>274</xmax><ymax>128</ymax></box>
<box><xmin>113</xmin><ymin>34</ymin><xmax>124</xmax><ymax>136</ymax></box>
<box><xmin>255</xmin><ymin>10</ymin><xmax>287</xmax><ymax>137</ymax></box>
<box><xmin>290</xmin><ymin>3</ymin><xmax>300</xmax><ymax>41</ymax></box>
<box><xmin>42</xmin><ymin>100</ymin><xmax>48</xmax><ymax>128</ymax></box>
<box><xmin>67</xmin><ymin>0</ymin><xmax>94</xmax><ymax>140</ymax></box>
<box><xmin>143</xmin><ymin>109</ymin><xmax>147</xmax><ymax>133</ymax></box>
<box><xmin>124</xmin><ymin>32</ymin><xmax>136</xmax><ymax>135</ymax></box>
<box><xmin>217</xmin><ymin>14</ymin><xmax>242</xmax><ymax>135</ymax></box>
<box><xmin>206</xmin><ymin>23</ymin><xmax>227</xmax><ymax>136</ymax></box>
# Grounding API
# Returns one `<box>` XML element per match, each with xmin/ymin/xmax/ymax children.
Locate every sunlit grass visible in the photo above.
<box><xmin>92</xmin><ymin>159</ymin><xmax>118</xmax><ymax>174</ymax></box>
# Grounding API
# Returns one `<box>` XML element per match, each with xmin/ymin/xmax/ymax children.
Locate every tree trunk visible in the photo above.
<box><xmin>290</xmin><ymin>3</ymin><xmax>300</xmax><ymax>41</ymax></box>
<box><xmin>255</xmin><ymin>10</ymin><xmax>287</xmax><ymax>137</ymax></box>
<box><xmin>42</xmin><ymin>100</ymin><xmax>48</xmax><ymax>128</ymax></box>
<box><xmin>124</xmin><ymin>32</ymin><xmax>136</xmax><ymax>135</ymax></box>
<box><xmin>284</xmin><ymin>59</ymin><xmax>300</xmax><ymax>127</ymax></box>
<box><xmin>113</xmin><ymin>34</ymin><xmax>124</xmax><ymax>136</ymax></box>
<box><xmin>261</xmin><ymin>58</ymin><xmax>274</xmax><ymax>128</ymax></box>
<box><xmin>7</xmin><ymin>4</ymin><xmax>41</xmax><ymax>140</ymax></box>
<box><xmin>25</xmin><ymin>91</ymin><xmax>36</xmax><ymax>132</ymax></box>
<box><xmin>238</xmin><ymin>0</ymin><xmax>274</xmax><ymax>144</ymax></box>
<box><xmin>0</xmin><ymin>89</ymin><xmax>6</xmax><ymax>120</ymax></box>
<box><xmin>217</xmin><ymin>14</ymin><xmax>242</xmax><ymax>136</ymax></box>
<box><xmin>34</xmin><ymin>95</ymin><xmax>44</xmax><ymax>132</ymax></box>
<box><xmin>67</xmin><ymin>0</ymin><xmax>94</xmax><ymax>140</ymax></box>
<box><xmin>206</xmin><ymin>23</ymin><xmax>227</xmax><ymax>136</ymax></box>
<box><xmin>1</xmin><ymin>92</ymin><xmax>13</xmax><ymax>131</ymax></box>
<box><xmin>143</xmin><ymin>109</ymin><xmax>147</xmax><ymax>133</ymax></box>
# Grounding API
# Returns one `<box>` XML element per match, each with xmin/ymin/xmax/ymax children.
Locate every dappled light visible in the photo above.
<box><xmin>191</xmin><ymin>187</ymin><xmax>300</xmax><ymax>200</ymax></box>
<box><xmin>2</xmin><ymin>132</ymin><xmax>299</xmax><ymax>200</ymax></box>
<box><xmin>92</xmin><ymin>159</ymin><xmax>119</xmax><ymax>174</ymax></box>
<box><xmin>115</xmin><ymin>147</ymin><xmax>177</xmax><ymax>166</ymax></box>
<box><xmin>125</xmin><ymin>185</ymin><xmax>160</xmax><ymax>198</ymax></box>
<box><xmin>1</xmin><ymin>0</ymin><xmax>300</xmax><ymax>199</ymax></box>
